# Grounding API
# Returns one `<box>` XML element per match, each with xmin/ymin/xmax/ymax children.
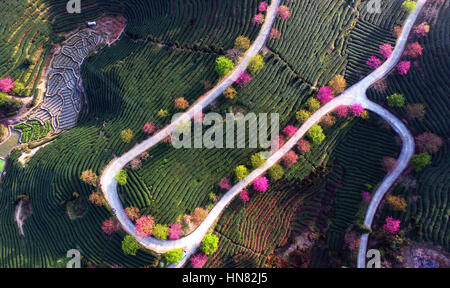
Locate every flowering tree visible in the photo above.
<box><xmin>259</xmin><ymin>1</ymin><xmax>267</xmax><ymax>12</ymax></box>
<box><xmin>345</xmin><ymin>232</ymin><xmax>361</xmax><ymax>251</ymax></box>
<box><xmin>334</xmin><ymin>105</ymin><xmax>349</xmax><ymax>118</ymax></box>
<box><xmin>386</xmin><ymin>195</ymin><xmax>408</xmax><ymax>212</ymax></box>
<box><xmin>415</xmin><ymin>132</ymin><xmax>443</xmax><ymax>154</ymax></box>
<box><xmin>382</xmin><ymin>157</ymin><xmax>398</xmax><ymax>173</ymax></box>
<box><xmin>135</xmin><ymin>215</ymin><xmax>155</xmax><ymax>237</ymax></box>
<box><xmin>350</xmin><ymin>104</ymin><xmax>365</xmax><ymax>117</ymax></box>
<box><xmin>379</xmin><ymin>44</ymin><xmax>393</xmax><ymax>59</ymax></box>
<box><xmin>253</xmin><ymin>176</ymin><xmax>269</xmax><ymax>192</ymax></box>
<box><xmin>414</xmin><ymin>22</ymin><xmax>430</xmax><ymax>38</ymax></box>
<box><xmin>317</xmin><ymin>86</ymin><xmax>334</xmax><ymax>104</ymax></box>
<box><xmin>218</xmin><ymin>177</ymin><xmax>231</xmax><ymax>190</ymax></box>
<box><xmin>0</xmin><ymin>77</ymin><xmax>15</xmax><ymax>93</ymax></box>
<box><xmin>81</xmin><ymin>170</ymin><xmax>98</xmax><ymax>186</ymax></box>
<box><xmin>329</xmin><ymin>75</ymin><xmax>347</xmax><ymax>95</ymax></box>
<box><xmin>282</xmin><ymin>125</ymin><xmax>298</xmax><ymax>137</ymax></box>
<box><xmin>239</xmin><ymin>190</ymin><xmax>250</xmax><ymax>203</ymax></box>
<box><xmin>142</xmin><ymin>122</ymin><xmax>155</xmax><ymax>134</ymax></box>
<box><xmin>269</xmin><ymin>28</ymin><xmax>281</xmax><ymax>40</ymax></box>
<box><xmin>383</xmin><ymin>216</ymin><xmax>401</xmax><ymax>234</ymax></box>
<box><xmin>168</xmin><ymin>222</ymin><xmax>182</xmax><ymax>240</ymax></box>
<box><xmin>277</xmin><ymin>5</ymin><xmax>290</xmax><ymax>19</ymax></box>
<box><xmin>404</xmin><ymin>42</ymin><xmax>423</xmax><ymax>59</ymax></box>
<box><xmin>320</xmin><ymin>114</ymin><xmax>336</xmax><ymax>128</ymax></box>
<box><xmin>102</xmin><ymin>218</ymin><xmax>119</xmax><ymax>235</ymax></box>
<box><xmin>252</xmin><ymin>13</ymin><xmax>265</xmax><ymax>25</ymax></box>
<box><xmin>191</xmin><ymin>253</ymin><xmax>208</xmax><ymax>268</ymax></box>
<box><xmin>223</xmin><ymin>87</ymin><xmax>237</xmax><ymax>99</ymax></box>
<box><xmin>397</xmin><ymin>61</ymin><xmax>411</xmax><ymax>75</ymax></box>
<box><xmin>125</xmin><ymin>207</ymin><xmax>140</xmax><ymax>221</ymax></box>
<box><xmin>366</xmin><ymin>56</ymin><xmax>382</xmax><ymax>69</ymax></box>
<box><xmin>191</xmin><ymin>207</ymin><xmax>208</xmax><ymax>225</ymax></box>
<box><xmin>406</xmin><ymin>103</ymin><xmax>425</xmax><ymax>120</ymax></box>
<box><xmin>129</xmin><ymin>158</ymin><xmax>142</xmax><ymax>170</ymax></box>
<box><xmin>236</xmin><ymin>72</ymin><xmax>252</xmax><ymax>87</ymax></box>
<box><xmin>282</xmin><ymin>150</ymin><xmax>298</xmax><ymax>168</ymax></box>
<box><xmin>297</xmin><ymin>139</ymin><xmax>311</xmax><ymax>154</ymax></box>
<box><xmin>362</xmin><ymin>191</ymin><xmax>372</xmax><ymax>202</ymax></box>
<box><xmin>234</xmin><ymin>36</ymin><xmax>251</xmax><ymax>51</ymax></box>
<box><xmin>174</xmin><ymin>97</ymin><xmax>189</xmax><ymax>110</ymax></box>
<box><xmin>89</xmin><ymin>192</ymin><xmax>104</xmax><ymax>206</ymax></box>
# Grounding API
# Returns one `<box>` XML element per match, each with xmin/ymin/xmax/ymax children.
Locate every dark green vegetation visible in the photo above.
<box><xmin>0</xmin><ymin>0</ymin><xmax>446</xmax><ymax>269</ymax></box>
<box><xmin>368</xmin><ymin>1</ymin><xmax>449</xmax><ymax>251</ymax></box>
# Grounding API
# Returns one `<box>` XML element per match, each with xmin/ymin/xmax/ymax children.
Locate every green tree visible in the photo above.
<box><xmin>201</xmin><ymin>233</ymin><xmax>219</xmax><ymax>256</ymax></box>
<box><xmin>307</xmin><ymin>125</ymin><xmax>325</xmax><ymax>145</ymax></box>
<box><xmin>12</xmin><ymin>82</ymin><xmax>27</xmax><ymax>96</ymax></box>
<box><xmin>402</xmin><ymin>0</ymin><xmax>416</xmax><ymax>13</ymax></box>
<box><xmin>235</xmin><ymin>165</ymin><xmax>249</xmax><ymax>181</ymax></box>
<box><xmin>120</xmin><ymin>129</ymin><xmax>134</xmax><ymax>143</ymax></box>
<box><xmin>305</xmin><ymin>97</ymin><xmax>321</xmax><ymax>113</ymax></box>
<box><xmin>410</xmin><ymin>153</ymin><xmax>431</xmax><ymax>172</ymax></box>
<box><xmin>152</xmin><ymin>224</ymin><xmax>169</xmax><ymax>240</ymax></box>
<box><xmin>115</xmin><ymin>169</ymin><xmax>127</xmax><ymax>186</ymax></box>
<box><xmin>250</xmin><ymin>152</ymin><xmax>266</xmax><ymax>169</ymax></box>
<box><xmin>122</xmin><ymin>235</ymin><xmax>140</xmax><ymax>256</ymax></box>
<box><xmin>165</xmin><ymin>248</ymin><xmax>184</xmax><ymax>264</ymax></box>
<box><xmin>215</xmin><ymin>57</ymin><xmax>235</xmax><ymax>78</ymax></box>
<box><xmin>387</xmin><ymin>93</ymin><xmax>405</xmax><ymax>107</ymax></box>
<box><xmin>248</xmin><ymin>54</ymin><xmax>265</xmax><ymax>75</ymax></box>
<box><xmin>268</xmin><ymin>164</ymin><xmax>284</xmax><ymax>181</ymax></box>
<box><xmin>296</xmin><ymin>109</ymin><xmax>311</xmax><ymax>123</ymax></box>
<box><xmin>235</xmin><ymin>36</ymin><xmax>251</xmax><ymax>51</ymax></box>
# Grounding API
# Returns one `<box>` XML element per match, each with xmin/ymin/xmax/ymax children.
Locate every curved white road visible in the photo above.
<box><xmin>99</xmin><ymin>0</ymin><xmax>424</xmax><ymax>268</ymax></box>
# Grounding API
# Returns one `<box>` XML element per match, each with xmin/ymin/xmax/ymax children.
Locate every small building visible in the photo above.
<box><xmin>87</xmin><ymin>21</ymin><xmax>97</xmax><ymax>27</ymax></box>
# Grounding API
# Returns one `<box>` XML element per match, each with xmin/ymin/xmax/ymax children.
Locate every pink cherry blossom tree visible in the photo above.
<box><xmin>269</xmin><ymin>28</ymin><xmax>281</xmax><ymax>40</ymax></box>
<box><xmin>317</xmin><ymin>86</ymin><xmax>334</xmax><ymax>104</ymax></box>
<box><xmin>252</xmin><ymin>13</ymin><xmax>265</xmax><ymax>25</ymax></box>
<box><xmin>142</xmin><ymin>122</ymin><xmax>156</xmax><ymax>134</ymax></box>
<box><xmin>282</xmin><ymin>150</ymin><xmax>298</xmax><ymax>168</ymax></box>
<box><xmin>253</xmin><ymin>177</ymin><xmax>269</xmax><ymax>192</ymax></box>
<box><xmin>362</xmin><ymin>191</ymin><xmax>372</xmax><ymax>202</ymax></box>
<box><xmin>0</xmin><ymin>77</ymin><xmax>15</xmax><ymax>93</ymax></box>
<box><xmin>366</xmin><ymin>56</ymin><xmax>382</xmax><ymax>69</ymax></box>
<box><xmin>383</xmin><ymin>217</ymin><xmax>401</xmax><ymax>234</ymax></box>
<box><xmin>414</xmin><ymin>22</ymin><xmax>430</xmax><ymax>38</ymax></box>
<box><xmin>351</xmin><ymin>104</ymin><xmax>365</xmax><ymax>117</ymax></box>
<box><xmin>334</xmin><ymin>105</ymin><xmax>349</xmax><ymax>118</ymax></box>
<box><xmin>236</xmin><ymin>72</ymin><xmax>252</xmax><ymax>87</ymax></box>
<box><xmin>277</xmin><ymin>5</ymin><xmax>290</xmax><ymax>19</ymax></box>
<box><xmin>191</xmin><ymin>253</ymin><xmax>208</xmax><ymax>268</ymax></box>
<box><xmin>283</xmin><ymin>125</ymin><xmax>298</xmax><ymax>137</ymax></box>
<box><xmin>168</xmin><ymin>222</ymin><xmax>182</xmax><ymax>240</ymax></box>
<box><xmin>135</xmin><ymin>215</ymin><xmax>155</xmax><ymax>237</ymax></box>
<box><xmin>297</xmin><ymin>139</ymin><xmax>311</xmax><ymax>154</ymax></box>
<box><xmin>258</xmin><ymin>1</ymin><xmax>267</xmax><ymax>12</ymax></box>
<box><xmin>397</xmin><ymin>61</ymin><xmax>411</xmax><ymax>75</ymax></box>
<box><xmin>239</xmin><ymin>190</ymin><xmax>250</xmax><ymax>204</ymax></box>
<box><xmin>101</xmin><ymin>218</ymin><xmax>119</xmax><ymax>235</ymax></box>
<box><xmin>219</xmin><ymin>177</ymin><xmax>231</xmax><ymax>190</ymax></box>
<box><xmin>404</xmin><ymin>42</ymin><xmax>423</xmax><ymax>59</ymax></box>
<box><xmin>379</xmin><ymin>44</ymin><xmax>393</xmax><ymax>59</ymax></box>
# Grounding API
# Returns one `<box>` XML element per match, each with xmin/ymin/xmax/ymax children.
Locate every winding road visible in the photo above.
<box><xmin>99</xmin><ymin>0</ymin><xmax>425</xmax><ymax>268</ymax></box>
